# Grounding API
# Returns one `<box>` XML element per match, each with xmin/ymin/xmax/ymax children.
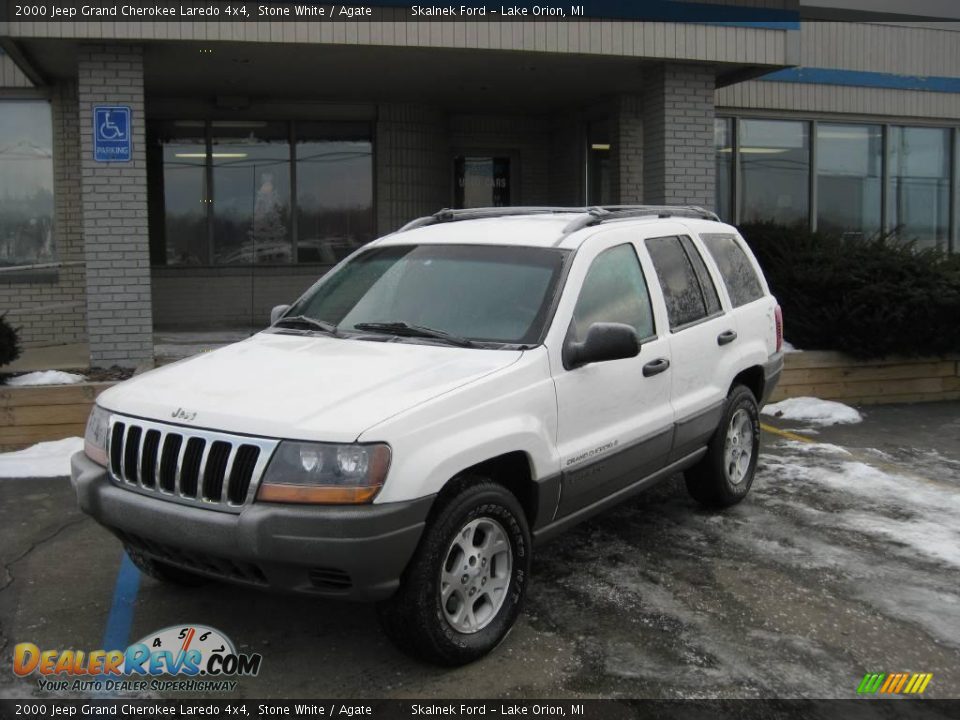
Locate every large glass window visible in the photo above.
<box><xmin>0</xmin><ymin>101</ymin><xmax>54</xmax><ymax>270</ymax></box>
<box><xmin>817</xmin><ymin>123</ymin><xmax>882</xmax><ymax>237</ymax></box>
<box><xmin>212</xmin><ymin>121</ymin><xmax>291</xmax><ymax>265</ymax></box>
<box><xmin>739</xmin><ymin>119</ymin><xmax>810</xmax><ymax>226</ymax></box>
<box><xmin>149</xmin><ymin>120</ymin><xmax>374</xmax><ymax>266</ymax></box>
<box><xmin>888</xmin><ymin>126</ymin><xmax>951</xmax><ymax>250</ymax></box>
<box><xmin>296</xmin><ymin>123</ymin><xmax>374</xmax><ymax>264</ymax></box>
<box><xmin>154</xmin><ymin>122</ymin><xmax>207</xmax><ymax>265</ymax></box>
<box><xmin>714</xmin><ymin>118</ymin><xmax>733</xmax><ymax>221</ymax></box>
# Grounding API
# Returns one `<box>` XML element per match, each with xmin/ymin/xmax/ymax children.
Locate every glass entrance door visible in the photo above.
<box><xmin>454</xmin><ymin>156</ymin><xmax>511</xmax><ymax>208</ymax></box>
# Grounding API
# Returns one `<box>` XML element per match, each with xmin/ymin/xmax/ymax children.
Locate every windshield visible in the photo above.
<box><xmin>286</xmin><ymin>244</ymin><xmax>569</xmax><ymax>345</ymax></box>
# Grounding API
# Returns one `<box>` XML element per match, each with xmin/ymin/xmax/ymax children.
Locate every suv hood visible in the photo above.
<box><xmin>98</xmin><ymin>332</ymin><xmax>522</xmax><ymax>442</ymax></box>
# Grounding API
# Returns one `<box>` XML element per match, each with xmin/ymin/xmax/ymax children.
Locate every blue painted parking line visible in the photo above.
<box><xmin>102</xmin><ymin>552</ymin><xmax>141</xmax><ymax>652</ymax></box>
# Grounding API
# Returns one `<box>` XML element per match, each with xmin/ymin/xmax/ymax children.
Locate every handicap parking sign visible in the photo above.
<box><xmin>93</xmin><ymin>106</ymin><xmax>131</xmax><ymax>162</ymax></box>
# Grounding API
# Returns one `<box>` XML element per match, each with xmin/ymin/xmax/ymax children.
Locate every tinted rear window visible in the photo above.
<box><xmin>700</xmin><ymin>234</ymin><xmax>765</xmax><ymax>308</ymax></box>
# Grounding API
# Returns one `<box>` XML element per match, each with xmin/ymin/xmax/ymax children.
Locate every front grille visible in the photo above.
<box><xmin>107</xmin><ymin>414</ymin><xmax>277</xmax><ymax>513</ymax></box>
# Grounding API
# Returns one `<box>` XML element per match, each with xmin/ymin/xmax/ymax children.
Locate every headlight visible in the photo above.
<box><xmin>257</xmin><ymin>441</ymin><xmax>391</xmax><ymax>504</ymax></box>
<box><xmin>84</xmin><ymin>405</ymin><xmax>110</xmax><ymax>467</ymax></box>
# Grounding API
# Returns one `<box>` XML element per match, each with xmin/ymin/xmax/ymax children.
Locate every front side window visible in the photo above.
<box><xmin>700</xmin><ymin>234</ymin><xmax>765</xmax><ymax>308</ymax></box>
<box><xmin>569</xmin><ymin>244</ymin><xmax>655</xmax><ymax>344</ymax></box>
<box><xmin>0</xmin><ymin>101</ymin><xmax>54</xmax><ymax>270</ymax></box>
<box><xmin>646</xmin><ymin>235</ymin><xmax>714</xmax><ymax>330</ymax></box>
<box><xmin>289</xmin><ymin>244</ymin><xmax>568</xmax><ymax>345</ymax></box>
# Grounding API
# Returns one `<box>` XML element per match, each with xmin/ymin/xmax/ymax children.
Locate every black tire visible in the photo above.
<box><xmin>124</xmin><ymin>545</ymin><xmax>208</xmax><ymax>587</ymax></box>
<box><xmin>377</xmin><ymin>479</ymin><xmax>531</xmax><ymax>666</ymax></box>
<box><xmin>685</xmin><ymin>384</ymin><xmax>760</xmax><ymax>508</ymax></box>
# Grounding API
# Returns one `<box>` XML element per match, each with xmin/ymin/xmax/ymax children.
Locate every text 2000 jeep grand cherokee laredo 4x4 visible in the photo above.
<box><xmin>73</xmin><ymin>206</ymin><xmax>783</xmax><ymax>666</ymax></box>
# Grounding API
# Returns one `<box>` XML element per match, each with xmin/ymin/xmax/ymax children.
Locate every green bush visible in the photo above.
<box><xmin>739</xmin><ymin>222</ymin><xmax>960</xmax><ymax>359</ymax></box>
<box><xmin>0</xmin><ymin>312</ymin><xmax>21</xmax><ymax>368</ymax></box>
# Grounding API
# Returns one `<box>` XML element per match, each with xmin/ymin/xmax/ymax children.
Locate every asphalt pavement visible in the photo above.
<box><xmin>1</xmin><ymin>401</ymin><xmax>958</xmax><ymax>700</ymax></box>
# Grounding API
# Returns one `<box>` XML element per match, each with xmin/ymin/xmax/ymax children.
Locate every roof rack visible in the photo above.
<box><xmin>395</xmin><ymin>205</ymin><xmax>721</xmax><ymax>236</ymax></box>
<box><xmin>559</xmin><ymin>206</ymin><xmax>720</xmax><ymax>236</ymax></box>
<box><xmin>397</xmin><ymin>207</ymin><xmax>583</xmax><ymax>232</ymax></box>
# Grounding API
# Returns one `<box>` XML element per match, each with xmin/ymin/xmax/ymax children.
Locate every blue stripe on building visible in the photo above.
<box><xmin>759</xmin><ymin>67</ymin><xmax>960</xmax><ymax>94</ymax></box>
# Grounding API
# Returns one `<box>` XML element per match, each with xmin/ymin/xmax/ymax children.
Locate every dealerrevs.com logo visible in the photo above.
<box><xmin>13</xmin><ymin>624</ymin><xmax>262</xmax><ymax>693</ymax></box>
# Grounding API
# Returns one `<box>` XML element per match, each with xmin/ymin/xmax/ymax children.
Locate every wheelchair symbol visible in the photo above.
<box><xmin>97</xmin><ymin>109</ymin><xmax>127</xmax><ymax>141</ymax></box>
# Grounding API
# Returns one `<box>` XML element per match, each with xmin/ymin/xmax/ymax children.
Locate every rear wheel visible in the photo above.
<box><xmin>685</xmin><ymin>384</ymin><xmax>760</xmax><ymax>508</ymax></box>
<box><xmin>124</xmin><ymin>545</ymin><xmax>208</xmax><ymax>587</ymax></box>
<box><xmin>377</xmin><ymin>480</ymin><xmax>531</xmax><ymax>666</ymax></box>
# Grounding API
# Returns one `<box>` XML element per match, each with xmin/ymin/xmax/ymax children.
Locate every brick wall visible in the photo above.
<box><xmin>615</xmin><ymin>95</ymin><xmax>645</xmax><ymax>204</ymax></box>
<box><xmin>0</xmin><ymin>81</ymin><xmax>87</xmax><ymax>349</ymax></box>
<box><xmin>77</xmin><ymin>44</ymin><xmax>153</xmax><ymax>367</ymax></box>
<box><xmin>548</xmin><ymin>113</ymin><xmax>584</xmax><ymax>206</ymax></box>
<box><xmin>642</xmin><ymin>64</ymin><xmax>716</xmax><ymax>209</ymax></box>
<box><xmin>375</xmin><ymin>104</ymin><xmax>449</xmax><ymax>233</ymax></box>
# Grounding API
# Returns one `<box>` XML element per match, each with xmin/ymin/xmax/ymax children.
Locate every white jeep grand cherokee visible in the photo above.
<box><xmin>73</xmin><ymin>206</ymin><xmax>783</xmax><ymax>666</ymax></box>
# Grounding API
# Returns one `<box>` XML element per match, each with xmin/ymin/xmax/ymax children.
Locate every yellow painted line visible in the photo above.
<box><xmin>918</xmin><ymin>674</ymin><xmax>934</xmax><ymax>694</ymax></box>
<box><xmin>760</xmin><ymin>423</ymin><xmax>817</xmax><ymax>444</ymax></box>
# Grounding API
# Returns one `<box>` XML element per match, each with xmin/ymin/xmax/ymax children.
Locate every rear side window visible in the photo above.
<box><xmin>679</xmin><ymin>236</ymin><xmax>722</xmax><ymax>316</ymax></box>
<box><xmin>645</xmin><ymin>235</ymin><xmax>719</xmax><ymax>330</ymax></box>
<box><xmin>700</xmin><ymin>233</ymin><xmax>765</xmax><ymax>308</ymax></box>
<box><xmin>570</xmin><ymin>243</ymin><xmax>655</xmax><ymax>343</ymax></box>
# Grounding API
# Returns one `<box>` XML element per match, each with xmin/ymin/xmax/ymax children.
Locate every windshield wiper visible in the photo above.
<box><xmin>353</xmin><ymin>322</ymin><xmax>476</xmax><ymax>348</ymax></box>
<box><xmin>273</xmin><ymin>315</ymin><xmax>339</xmax><ymax>335</ymax></box>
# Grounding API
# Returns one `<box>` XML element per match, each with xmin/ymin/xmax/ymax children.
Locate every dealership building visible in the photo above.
<box><xmin>1</xmin><ymin>0</ymin><xmax>959</xmax><ymax>367</ymax></box>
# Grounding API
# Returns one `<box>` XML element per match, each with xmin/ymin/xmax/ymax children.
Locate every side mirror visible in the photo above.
<box><xmin>563</xmin><ymin>322</ymin><xmax>640</xmax><ymax>370</ymax></box>
<box><xmin>270</xmin><ymin>304</ymin><xmax>291</xmax><ymax>325</ymax></box>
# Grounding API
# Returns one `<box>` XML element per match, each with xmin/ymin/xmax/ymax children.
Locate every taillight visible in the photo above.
<box><xmin>774</xmin><ymin>305</ymin><xmax>783</xmax><ymax>353</ymax></box>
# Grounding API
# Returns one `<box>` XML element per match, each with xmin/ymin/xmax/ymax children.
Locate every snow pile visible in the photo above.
<box><xmin>6</xmin><ymin>370</ymin><xmax>87</xmax><ymax>387</ymax></box>
<box><xmin>0</xmin><ymin>437</ymin><xmax>83</xmax><ymax>478</ymax></box>
<box><xmin>782</xmin><ymin>340</ymin><xmax>802</xmax><ymax>353</ymax></box>
<box><xmin>762</xmin><ymin>396</ymin><xmax>862</xmax><ymax>426</ymax></box>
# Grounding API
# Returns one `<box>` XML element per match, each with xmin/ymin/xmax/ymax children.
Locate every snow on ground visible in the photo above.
<box><xmin>781</xmin><ymin>340</ymin><xmax>802</xmax><ymax>353</ymax></box>
<box><xmin>5</xmin><ymin>370</ymin><xmax>87</xmax><ymax>386</ymax></box>
<box><xmin>760</xmin><ymin>442</ymin><xmax>960</xmax><ymax>570</ymax></box>
<box><xmin>0</xmin><ymin>437</ymin><xmax>82</xmax><ymax>478</ymax></box>
<box><xmin>762</xmin><ymin>396</ymin><xmax>862</xmax><ymax>426</ymax></box>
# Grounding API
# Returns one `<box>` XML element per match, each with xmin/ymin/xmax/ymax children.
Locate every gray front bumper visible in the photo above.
<box><xmin>71</xmin><ymin>452</ymin><xmax>432</xmax><ymax>601</ymax></box>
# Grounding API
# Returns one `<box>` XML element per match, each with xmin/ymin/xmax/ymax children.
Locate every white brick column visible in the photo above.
<box><xmin>77</xmin><ymin>44</ymin><xmax>153</xmax><ymax>368</ymax></box>
<box><xmin>642</xmin><ymin>64</ymin><xmax>716</xmax><ymax>209</ymax></box>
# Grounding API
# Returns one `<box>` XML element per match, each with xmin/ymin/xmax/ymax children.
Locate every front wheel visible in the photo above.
<box><xmin>685</xmin><ymin>384</ymin><xmax>760</xmax><ymax>508</ymax></box>
<box><xmin>377</xmin><ymin>480</ymin><xmax>531</xmax><ymax>666</ymax></box>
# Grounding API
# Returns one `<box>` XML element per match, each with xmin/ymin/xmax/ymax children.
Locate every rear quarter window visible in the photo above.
<box><xmin>700</xmin><ymin>233</ymin><xmax>766</xmax><ymax>308</ymax></box>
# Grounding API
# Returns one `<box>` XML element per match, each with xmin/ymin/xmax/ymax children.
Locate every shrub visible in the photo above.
<box><xmin>739</xmin><ymin>222</ymin><xmax>960</xmax><ymax>360</ymax></box>
<box><xmin>0</xmin><ymin>313</ymin><xmax>21</xmax><ymax>368</ymax></box>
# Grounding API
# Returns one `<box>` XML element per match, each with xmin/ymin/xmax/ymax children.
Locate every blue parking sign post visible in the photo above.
<box><xmin>93</xmin><ymin>106</ymin><xmax>132</xmax><ymax>162</ymax></box>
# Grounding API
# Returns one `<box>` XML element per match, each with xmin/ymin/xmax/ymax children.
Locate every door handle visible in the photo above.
<box><xmin>643</xmin><ymin>358</ymin><xmax>670</xmax><ymax>377</ymax></box>
<box><xmin>717</xmin><ymin>329</ymin><xmax>738</xmax><ymax>346</ymax></box>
